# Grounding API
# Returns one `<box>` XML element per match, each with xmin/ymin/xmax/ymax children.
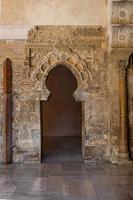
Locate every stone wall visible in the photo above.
<box><xmin>0</xmin><ymin>0</ymin><xmax>132</xmax><ymax>164</ymax></box>
<box><xmin>0</xmin><ymin>26</ymin><xmax>111</xmax><ymax>163</ymax></box>
<box><xmin>0</xmin><ymin>41</ymin><xmax>26</xmax><ymax>163</ymax></box>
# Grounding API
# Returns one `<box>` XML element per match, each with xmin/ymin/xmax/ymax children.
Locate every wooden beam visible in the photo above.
<box><xmin>3</xmin><ymin>58</ymin><xmax>12</xmax><ymax>164</ymax></box>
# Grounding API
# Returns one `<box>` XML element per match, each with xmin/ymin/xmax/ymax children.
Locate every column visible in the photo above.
<box><xmin>3</xmin><ymin>58</ymin><xmax>12</xmax><ymax>164</ymax></box>
<box><xmin>118</xmin><ymin>60</ymin><xmax>132</xmax><ymax>166</ymax></box>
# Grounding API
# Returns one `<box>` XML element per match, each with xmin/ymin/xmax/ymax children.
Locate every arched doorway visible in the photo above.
<box><xmin>41</xmin><ymin>65</ymin><xmax>82</xmax><ymax>162</ymax></box>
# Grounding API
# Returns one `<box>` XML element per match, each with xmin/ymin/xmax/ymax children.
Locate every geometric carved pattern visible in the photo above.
<box><xmin>112</xmin><ymin>1</ymin><xmax>133</xmax><ymax>25</ymax></box>
<box><xmin>111</xmin><ymin>1</ymin><xmax>133</xmax><ymax>49</ymax></box>
<box><xmin>25</xmin><ymin>26</ymin><xmax>105</xmax><ymax>101</ymax></box>
<box><xmin>112</xmin><ymin>26</ymin><xmax>133</xmax><ymax>48</ymax></box>
<box><xmin>27</xmin><ymin>50</ymin><xmax>92</xmax><ymax>101</ymax></box>
<box><xmin>31</xmin><ymin>50</ymin><xmax>92</xmax><ymax>90</ymax></box>
<box><xmin>27</xmin><ymin>26</ymin><xmax>105</xmax><ymax>44</ymax></box>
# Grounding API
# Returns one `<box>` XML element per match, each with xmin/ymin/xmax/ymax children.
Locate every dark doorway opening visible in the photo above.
<box><xmin>41</xmin><ymin>65</ymin><xmax>82</xmax><ymax>162</ymax></box>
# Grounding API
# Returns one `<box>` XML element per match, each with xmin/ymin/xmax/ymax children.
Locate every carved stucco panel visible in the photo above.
<box><xmin>112</xmin><ymin>26</ymin><xmax>133</xmax><ymax>48</ymax></box>
<box><xmin>26</xmin><ymin>50</ymin><xmax>93</xmax><ymax>101</ymax></box>
<box><xmin>27</xmin><ymin>26</ymin><xmax>105</xmax><ymax>44</ymax></box>
<box><xmin>112</xmin><ymin>1</ymin><xmax>133</xmax><ymax>25</ymax></box>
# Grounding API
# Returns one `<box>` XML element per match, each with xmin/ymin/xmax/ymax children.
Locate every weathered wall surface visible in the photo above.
<box><xmin>0</xmin><ymin>25</ymin><xmax>132</xmax><ymax>163</ymax></box>
<box><xmin>0</xmin><ymin>0</ymin><xmax>108</xmax><ymax>26</ymax></box>
<box><xmin>0</xmin><ymin>26</ymin><xmax>110</xmax><ymax>163</ymax></box>
<box><xmin>0</xmin><ymin>0</ymin><xmax>132</xmax><ymax>164</ymax></box>
<box><xmin>0</xmin><ymin>0</ymin><xmax>109</xmax><ymax>163</ymax></box>
<box><xmin>0</xmin><ymin>42</ymin><xmax>26</xmax><ymax>163</ymax></box>
<box><xmin>0</xmin><ymin>0</ymin><xmax>108</xmax><ymax>39</ymax></box>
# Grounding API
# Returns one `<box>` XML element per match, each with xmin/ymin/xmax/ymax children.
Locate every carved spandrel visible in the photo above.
<box><xmin>29</xmin><ymin>50</ymin><xmax>94</xmax><ymax>92</ymax></box>
<box><xmin>25</xmin><ymin>26</ymin><xmax>107</xmax><ymax>101</ymax></box>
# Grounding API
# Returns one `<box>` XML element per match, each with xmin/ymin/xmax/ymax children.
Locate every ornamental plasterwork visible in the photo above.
<box><xmin>111</xmin><ymin>1</ymin><xmax>133</xmax><ymax>48</ymax></box>
<box><xmin>112</xmin><ymin>26</ymin><xmax>133</xmax><ymax>48</ymax></box>
<box><xmin>112</xmin><ymin>1</ymin><xmax>133</xmax><ymax>25</ymax></box>
<box><xmin>27</xmin><ymin>50</ymin><xmax>93</xmax><ymax>99</ymax></box>
<box><xmin>24</xmin><ymin>26</ymin><xmax>106</xmax><ymax>101</ymax></box>
<box><xmin>27</xmin><ymin>26</ymin><xmax>105</xmax><ymax>44</ymax></box>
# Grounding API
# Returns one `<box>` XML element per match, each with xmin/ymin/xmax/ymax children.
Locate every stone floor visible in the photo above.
<box><xmin>42</xmin><ymin>137</ymin><xmax>82</xmax><ymax>162</ymax></box>
<box><xmin>0</xmin><ymin>162</ymin><xmax>133</xmax><ymax>200</ymax></box>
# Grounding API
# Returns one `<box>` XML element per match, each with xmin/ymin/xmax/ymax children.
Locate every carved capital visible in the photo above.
<box><xmin>119</xmin><ymin>60</ymin><xmax>128</xmax><ymax>76</ymax></box>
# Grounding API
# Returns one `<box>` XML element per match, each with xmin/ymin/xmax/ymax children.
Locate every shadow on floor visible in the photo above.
<box><xmin>42</xmin><ymin>136</ymin><xmax>83</xmax><ymax>162</ymax></box>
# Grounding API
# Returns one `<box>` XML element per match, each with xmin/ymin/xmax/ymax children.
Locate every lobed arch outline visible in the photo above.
<box><xmin>31</xmin><ymin>51</ymin><xmax>90</xmax><ymax>101</ymax></box>
<box><xmin>45</xmin><ymin>61</ymin><xmax>82</xmax><ymax>88</ymax></box>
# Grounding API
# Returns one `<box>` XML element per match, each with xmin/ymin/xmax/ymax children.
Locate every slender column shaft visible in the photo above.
<box><xmin>118</xmin><ymin>60</ymin><xmax>131</xmax><ymax>165</ymax></box>
<box><xmin>3</xmin><ymin>58</ymin><xmax>12</xmax><ymax>164</ymax></box>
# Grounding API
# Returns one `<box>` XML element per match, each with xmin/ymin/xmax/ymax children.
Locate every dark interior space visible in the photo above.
<box><xmin>41</xmin><ymin>65</ymin><xmax>82</xmax><ymax>162</ymax></box>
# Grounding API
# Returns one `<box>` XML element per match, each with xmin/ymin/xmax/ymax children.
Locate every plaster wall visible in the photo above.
<box><xmin>0</xmin><ymin>0</ymin><xmax>108</xmax><ymax>26</ymax></box>
<box><xmin>0</xmin><ymin>0</ymin><xmax>108</xmax><ymax>39</ymax></box>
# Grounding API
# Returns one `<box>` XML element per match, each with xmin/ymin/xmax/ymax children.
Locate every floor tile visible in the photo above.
<box><xmin>0</xmin><ymin>162</ymin><xmax>132</xmax><ymax>200</ymax></box>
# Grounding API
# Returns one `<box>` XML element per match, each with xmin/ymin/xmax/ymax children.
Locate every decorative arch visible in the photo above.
<box><xmin>30</xmin><ymin>51</ymin><xmax>91</xmax><ymax>101</ymax></box>
<box><xmin>44</xmin><ymin>61</ymin><xmax>82</xmax><ymax>90</ymax></box>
